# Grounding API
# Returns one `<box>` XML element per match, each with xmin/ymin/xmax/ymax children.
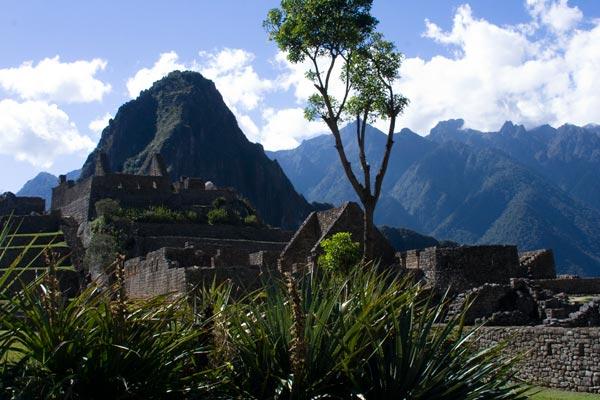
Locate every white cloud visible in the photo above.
<box><xmin>89</xmin><ymin>112</ymin><xmax>112</xmax><ymax>135</ymax></box>
<box><xmin>527</xmin><ymin>0</ymin><xmax>583</xmax><ymax>33</ymax></box>
<box><xmin>198</xmin><ymin>48</ymin><xmax>274</xmax><ymax>111</ymax></box>
<box><xmin>0</xmin><ymin>56</ymin><xmax>110</xmax><ymax>103</ymax></box>
<box><xmin>0</xmin><ymin>99</ymin><xmax>95</xmax><ymax>168</ymax></box>
<box><xmin>126</xmin><ymin>51</ymin><xmax>186</xmax><ymax>98</ymax></box>
<box><xmin>392</xmin><ymin>1</ymin><xmax>600</xmax><ymax>135</ymax></box>
<box><xmin>259</xmin><ymin>107</ymin><xmax>326</xmax><ymax>150</ymax></box>
<box><xmin>126</xmin><ymin>49</ymin><xmax>274</xmax><ymax>112</ymax></box>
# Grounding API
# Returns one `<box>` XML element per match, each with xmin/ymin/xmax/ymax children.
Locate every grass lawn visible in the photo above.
<box><xmin>529</xmin><ymin>387</ymin><xmax>600</xmax><ymax>399</ymax></box>
<box><xmin>570</xmin><ymin>295</ymin><xmax>600</xmax><ymax>304</ymax></box>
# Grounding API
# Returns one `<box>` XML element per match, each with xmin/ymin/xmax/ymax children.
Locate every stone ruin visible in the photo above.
<box><xmin>395</xmin><ymin>242</ymin><xmax>600</xmax><ymax>327</ymax></box>
<box><xmin>398</xmin><ymin>245</ymin><xmax>524</xmax><ymax>295</ymax></box>
<box><xmin>51</xmin><ymin>153</ymin><xmax>239</xmax><ymax>224</ymax></box>
<box><xmin>279</xmin><ymin>201</ymin><xmax>395</xmax><ymax>273</ymax></box>
<box><xmin>4</xmin><ymin>160</ymin><xmax>600</xmax><ymax>393</ymax></box>
<box><xmin>0</xmin><ymin>192</ymin><xmax>45</xmax><ymax>216</ymax></box>
<box><xmin>519</xmin><ymin>249</ymin><xmax>556</xmax><ymax>279</ymax></box>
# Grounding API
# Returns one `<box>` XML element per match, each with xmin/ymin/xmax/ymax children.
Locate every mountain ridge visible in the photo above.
<box><xmin>268</xmin><ymin>120</ymin><xmax>600</xmax><ymax>276</ymax></box>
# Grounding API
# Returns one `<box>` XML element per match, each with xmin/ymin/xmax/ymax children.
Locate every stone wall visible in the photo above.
<box><xmin>249</xmin><ymin>250</ymin><xmax>280</xmax><ymax>270</ymax></box>
<box><xmin>133</xmin><ymin>236</ymin><xmax>286</xmax><ymax>259</ymax></box>
<box><xmin>51</xmin><ymin>178</ymin><xmax>93</xmax><ymax>223</ymax></box>
<box><xmin>279</xmin><ymin>212</ymin><xmax>319</xmax><ymax>272</ymax></box>
<box><xmin>0</xmin><ymin>192</ymin><xmax>45</xmax><ymax>216</ymax></box>
<box><xmin>132</xmin><ymin>223</ymin><xmax>292</xmax><ymax>242</ymax></box>
<box><xmin>520</xmin><ymin>249</ymin><xmax>556</xmax><ymax>279</ymax></box>
<box><xmin>535</xmin><ymin>278</ymin><xmax>600</xmax><ymax>295</ymax></box>
<box><xmin>473</xmin><ymin>327</ymin><xmax>600</xmax><ymax>393</ymax></box>
<box><xmin>124</xmin><ymin>246</ymin><xmax>264</xmax><ymax>298</ymax></box>
<box><xmin>401</xmin><ymin>245</ymin><xmax>523</xmax><ymax>294</ymax></box>
<box><xmin>52</xmin><ymin>172</ymin><xmax>237</xmax><ymax>223</ymax></box>
<box><xmin>124</xmin><ymin>248</ymin><xmax>188</xmax><ymax>298</ymax></box>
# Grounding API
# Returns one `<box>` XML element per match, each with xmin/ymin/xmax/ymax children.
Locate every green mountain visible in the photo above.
<box><xmin>79</xmin><ymin>71</ymin><xmax>313</xmax><ymax>228</ymax></box>
<box><xmin>269</xmin><ymin>122</ymin><xmax>600</xmax><ymax>276</ymax></box>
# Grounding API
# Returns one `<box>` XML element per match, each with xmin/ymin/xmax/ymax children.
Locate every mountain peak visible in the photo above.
<box><xmin>499</xmin><ymin>121</ymin><xmax>526</xmax><ymax>136</ymax></box>
<box><xmin>399</xmin><ymin>127</ymin><xmax>420</xmax><ymax>137</ymax></box>
<box><xmin>79</xmin><ymin>70</ymin><xmax>312</xmax><ymax>228</ymax></box>
<box><xmin>432</xmin><ymin>119</ymin><xmax>465</xmax><ymax>132</ymax></box>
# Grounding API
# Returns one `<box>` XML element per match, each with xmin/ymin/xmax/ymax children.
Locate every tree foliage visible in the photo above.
<box><xmin>264</xmin><ymin>0</ymin><xmax>409</xmax><ymax>258</ymax></box>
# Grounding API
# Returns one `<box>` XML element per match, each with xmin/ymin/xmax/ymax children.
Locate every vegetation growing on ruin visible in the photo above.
<box><xmin>318</xmin><ymin>231</ymin><xmax>361</xmax><ymax>274</ymax></box>
<box><xmin>0</xmin><ymin>222</ymin><xmax>528</xmax><ymax>399</ymax></box>
<box><xmin>207</xmin><ymin>207</ymin><xmax>240</xmax><ymax>225</ymax></box>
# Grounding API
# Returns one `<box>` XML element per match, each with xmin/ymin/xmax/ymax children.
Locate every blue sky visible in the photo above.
<box><xmin>1</xmin><ymin>0</ymin><xmax>599</xmax><ymax>192</ymax></box>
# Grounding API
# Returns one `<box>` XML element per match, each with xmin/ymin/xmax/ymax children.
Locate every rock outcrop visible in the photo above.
<box><xmin>80</xmin><ymin>71</ymin><xmax>313</xmax><ymax>228</ymax></box>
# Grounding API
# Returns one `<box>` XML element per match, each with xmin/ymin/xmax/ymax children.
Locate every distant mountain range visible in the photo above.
<box><xmin>268</xmin><ymin>121</ymin><xmax>600</xmax><ymax>276</ymax></box>
<box><xmin>13</xmin><ymin>71</ymin><xmax>600</xmax><ymax>275</ymax></box>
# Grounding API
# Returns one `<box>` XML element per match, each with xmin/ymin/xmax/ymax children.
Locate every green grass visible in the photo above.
<box><xmin>570</xmin><ymin>295</ymin><xmax>600</xmax><ymax>304</ymax></box>
<box><xmin>529</xmin><ymin>387</ymin><xmax>600</xmax><ymax>399</ymax></box>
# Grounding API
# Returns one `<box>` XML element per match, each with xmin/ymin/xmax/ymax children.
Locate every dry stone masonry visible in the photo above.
<box><xmin>4</xmin><ymin>155</ymin><xmax>600</xmax><ymax>393</ymax></box>
<box><xmin>473</xmin><ymin>327</ymin><xmax>600</xmax><ymax>393</ymax></box>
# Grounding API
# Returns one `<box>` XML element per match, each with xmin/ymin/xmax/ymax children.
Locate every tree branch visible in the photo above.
<box><xmin>358</xmin><ymin>109</ymin><xmax>371</xmax><ymax>196</ymax></box>
<box><xmin>374</xmin><ymin>112</ymin><xmax>396</xmax><ymax>201</ymax></box>
<box><xmin>335</xmin><ymin>51</ymin><xmax>353</xmax><ymax>120</ymax></box>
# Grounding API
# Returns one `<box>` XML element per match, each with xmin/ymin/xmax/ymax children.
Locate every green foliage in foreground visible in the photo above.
<box><xmin>318</xmin><ymin>232</ymin><xmax>361</xmax><ymax>274</ymax></box>
<box><xmin>0</xmin><ymin>220</ymin><xmax>528</xmax><ymax>399</ymax></box>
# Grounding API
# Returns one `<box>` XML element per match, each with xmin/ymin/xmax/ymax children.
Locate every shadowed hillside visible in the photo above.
<box><xmin>79</xmin><ymin>71</ymin><xmax>313</xmax><ymax>229</ymax></box>
<box><xmin>269</xmin><ymin>122</ymin><xmax>600</xmax><ymax>276</ymax></box>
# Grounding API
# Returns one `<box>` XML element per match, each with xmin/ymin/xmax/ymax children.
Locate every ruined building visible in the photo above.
<box><xmin>4</xmin><ymin>154</ymin><xmax>600</xmax><ymax>394</ymax></box>
<box><xmin>0</xmin><ymin>193</ymin><xmax>80</xmax><ymax>295</ymax></box>
<box><xmin>51</xmin><ymin>153</ymin><xmax>238</xmax><ymax>223</ymax></box>
<box><xmin>279</xmin><ymin>202</ymin><xmax>395</xmax><ymax>273</ymax></box>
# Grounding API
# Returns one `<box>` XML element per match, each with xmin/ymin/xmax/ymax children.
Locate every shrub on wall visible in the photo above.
<box><xmin>83</xmin><ymin>232</ymin><xmax>119</xmax><ymax>279</ymax></box>
<box><xmin>318</xmin><ymin>232</ymin><xmax>361</xmax><ymax>274</ymax></box>
<box><xmin>212</xmin><ymin>196</ymin><xmax>227</xmax><ymax>209</ymax></box>
<box><xmin>243</xmin><ymin>214</ymin><xmax>260</xmax><ymax>227</ymax></box>
<box><xmin>207</xmin><ymin>207</ymin><xmax>242</xmax><ymax>225</ymax></box>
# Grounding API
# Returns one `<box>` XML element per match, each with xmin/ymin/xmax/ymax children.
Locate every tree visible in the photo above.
<box><xmin>264</xmin><ymin>0</ymin><xmax>408</xmax><ymax>259</ymax></box>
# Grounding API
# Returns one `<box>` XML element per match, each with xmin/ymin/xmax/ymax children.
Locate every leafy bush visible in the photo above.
<box><xmin>243</xmin><ymin>214</ymin><xmax>260</xmax><ymax>227</ymax></box>
<box><xmin>318</xmin><ymin>232</ymin><xmax>361</xmax><ymax>274</ymax></box>
<box><xmin>83</xmin><ymin>232</ymin><xmax>119</xmax><ymax>278</ymax></box>
<box><xmin>0</xmin><ymin>254</ymin><xmax>228</xmax><ymax>398</ymax></box>
<box><xmin>240</xmin><ymin>197</ymin><xmax>258</xmax><ymax>217</ymax></box>
<box><xmin>221</xmin><ymin>265</ymin><xmax>527</xmax><ymax>399</ymax></box>
<box><xmin>208</xmin><ymin>207</ymin><xmax>240</xmax><ymax>225</ymax></box>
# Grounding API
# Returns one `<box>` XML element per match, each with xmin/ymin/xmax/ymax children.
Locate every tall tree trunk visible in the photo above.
<box><xmin>363</xmin><ymin>198</ymin><xmax>375</xmax><ymax>261</ymax></box>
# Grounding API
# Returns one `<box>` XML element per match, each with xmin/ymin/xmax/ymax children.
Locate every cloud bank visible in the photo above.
<box><xmin>397</xmin><ymin>0</ymin><xmax>599</xmax><ymax>134</ymax></box>
<box><xmin>0</xmin><ymin>56</ymin><xmax>111</xmax><ymax>103</ymax></box>
<box><xmin>0</xmin><ymin>56</ymin><xmax>110</xmax><ymax>168</ymax></box>
<box><xmin>0</xmin><ymin>100</ymin><xmax>94</xmax><ymax>168</ymax></box>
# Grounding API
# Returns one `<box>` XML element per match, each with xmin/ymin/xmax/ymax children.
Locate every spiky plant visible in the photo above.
<box><xmin>222</xmin><ymin>264</ymin><xmax>527</xmax><ymax>400</ymax></box>
<box><xmin>0</xmin><ymin>220</ymin><xmax>222</xmax><ymax>399</ymax></box>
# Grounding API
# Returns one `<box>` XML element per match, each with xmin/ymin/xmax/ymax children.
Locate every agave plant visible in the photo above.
<box><xmin>0</xmin><ymin>219</ymin><xmax>228</xmax><ymax>399</ymax></box>
<box><xmin>221</xmin><ymin>264</ymin><xmax>527</xmax><ymax>400</ymax></box>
